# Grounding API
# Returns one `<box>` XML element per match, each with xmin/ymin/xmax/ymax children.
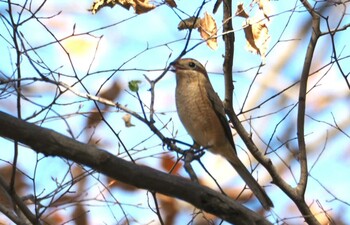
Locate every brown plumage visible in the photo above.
<box><xmin>172</xmin><ymin>58</ymin><xmax>273</xmax><ymax>210</ymax></box>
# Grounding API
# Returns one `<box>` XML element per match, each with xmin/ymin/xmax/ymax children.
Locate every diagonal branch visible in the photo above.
<box><xmin>0</xmin><ymin>111</ymin><xmax>272</xmax><ymax>225</ymax></box>
<box><xmin>0</xmin><ymin>175</ymin><xmax>39</xmax><ymax>225</ymax></box>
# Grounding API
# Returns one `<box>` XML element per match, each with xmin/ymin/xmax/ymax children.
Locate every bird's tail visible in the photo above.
<box><xmin>225</xmin><ymin>151</ymin><xmax>273</xmax><ymax>210</ymax></box>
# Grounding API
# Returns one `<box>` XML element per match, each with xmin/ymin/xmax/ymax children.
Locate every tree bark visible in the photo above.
<box><xmin>0</xmin><ymin>111</ymin><xmax>272</xmax><ymax>225</ymax></box>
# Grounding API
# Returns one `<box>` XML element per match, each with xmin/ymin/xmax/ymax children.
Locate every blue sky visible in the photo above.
<box><xmin>1</xmin><ymin>0</ymin><xmax>350</xmax><ymax>224</ymax></box>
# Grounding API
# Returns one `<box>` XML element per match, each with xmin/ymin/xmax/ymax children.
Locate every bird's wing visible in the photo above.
<box><xmin>205</xmin><ymin>82</ymin><xmax>236</xmax><ymax>153</ymax></box>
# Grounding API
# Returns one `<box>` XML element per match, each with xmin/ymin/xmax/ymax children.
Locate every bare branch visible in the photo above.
<box><xmin>0</xmin><ymin>111</ymin><xmax>272</xmax><ymax>225</ymax></box>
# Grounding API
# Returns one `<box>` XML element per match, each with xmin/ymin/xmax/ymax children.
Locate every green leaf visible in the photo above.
<box><xmin>128</xmin><ymin>80</ymin><xmax>142</xmax><ymax>92</ymax></box>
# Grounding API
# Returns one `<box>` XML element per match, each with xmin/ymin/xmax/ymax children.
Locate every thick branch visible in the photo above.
<box><xmin>222</xmin><ymin>0</ymin><xmax>234</xmax><ymax>107</ymax></box>
<box><xmin>0</xmin><ymin>111</ymin><xmax>272</xmax><ymax>225</ymax></box>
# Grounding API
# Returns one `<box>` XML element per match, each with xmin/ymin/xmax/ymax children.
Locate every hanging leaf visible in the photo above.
<box><xmin>89</xmin><ymin>0</ymin><xmax>156</xmax><ymax>15</ymax></box>
<box><xmin>87</xmin><ymin>81</ymin><xmax>122</xmax><ymax>129</ymax></box>
<box><xmin>161</xmin><ymin>154</ymin><xmax>182</xmax><ymax>174</ymax></box>
<box><xmin>235</xmin><ymin>2</ymin><xmax>249</xmax><ymax>18</ymax></box>
<box><xmin>255</xmin><ymin>0</ymin><xmax>273</xmax><ymax>20</ymax></box>
<box><xmin>122</xmin><ymin>113</ymin><xmax>134</xmax><ymax>127</ymax></box>
<box><xmin>243</xmin><ymin>19</ymin><xmax>270</xmax><ymax>63</ymax></box>
<box><xmin>89</xmin><ymin>0</ymin><xmax>132</xmax><ymax>13</ymax></box>
<box><xmin>239</xmin><ymin>2</ymin><xmax>271</xmax><ymax>63</ymax></box>
<box><xmin>177</xmin><ymin>12</ymin><xmax>218</xmax><ymax>50</ymax></box>
<box><xmin>198</xmin><ymin>12</ymin><xmax>218</xmax><ymax>50</ymax></box>
<box><xmin>177</xmin><ymin>17</ymin><xmax>201</xmax><ymax>30</ymax></box>
<box><xmin>134</xmin><ymin>0</ymin><xmax>156</xmax><ymax>14</ymax></box>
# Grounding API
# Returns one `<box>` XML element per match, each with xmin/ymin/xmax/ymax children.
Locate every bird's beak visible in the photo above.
<box><xmin>169</xmin><ymin>60</ymin><xmax>178</xmax><ymax>72</ymax></box>
<box><xmin>170</xmin><ymin>60</ymin><xmax>184</xmax><ymax>72</ymax></box>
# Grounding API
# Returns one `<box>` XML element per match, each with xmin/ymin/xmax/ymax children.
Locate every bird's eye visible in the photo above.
<box><xmin>188</xmin><ymin>61</ymin><xmax>196</xmax><ymax>68</ymax></box>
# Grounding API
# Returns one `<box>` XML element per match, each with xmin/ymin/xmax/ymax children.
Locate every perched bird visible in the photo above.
<box><xmin>172</xmin><ymin>58</ymin><xmax>273</xmax><ymax>210</ymax></box>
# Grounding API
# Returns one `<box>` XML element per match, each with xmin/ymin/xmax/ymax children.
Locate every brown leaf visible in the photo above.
<box><xmin>89</xmin><ymin>0</ymin><xmax>132</xmax><ymax>14</ymax></box>
<box><xmin>0</xmin><ymin>165</ymin><xmax>29</xmax><ymax>194</ymax></box>
<box><xmin>177</xmin><ymin>17</ymin><xmax>201</xmax><ymax>30</ymax></box>
<box><xmin>243</xmin><ymin>21</ymin><xmax>259</xmax><ymax>54</ymax></box>
<box><xmin>134</xmin><ymin>0</ymin><xmax>156</xmax><ymax>14</ymax></box>
<box><xmin>255</xmin><ymin>0</ymin><xmax>273</xmax><ymax>21</ymax></box>
<box><xmin>43</xmin><ymin>212</ymin><xmax>66</xmax><ymax>225</ymax></box>
<box><xmin>87</xmin><ymin>111</ymin><xmax>103</xmax><ymax>129</ymax></box>
<box><xmin>71</xmin><ymin>204</ymin><xmax>88</xmax><ymax>225</ymax></box>
<box><xmin>235</xmin><ymin>2</ymin><xmax>249</xmax><ymax>18</ymax></box>
<box><xmin>158</xmin><ymin>194</ymin><xmax>179</xmax><ymax>225</ymax></box>
<box><xmin>99</xmin><ymin>80</ymin><xmax>122</xmax><ymax>101</ymax></box>
<box><xmin>165</xmin><ymin>0</ymin><xmax>177</xmax><ymax>8</ymax></box>
<box><xmin>198</xmin><ymin>12</ymin><xmax>218</xmax><ymax>50</ymax></box>
<box><xmin>161</xmin><ymin>154</ymin><xmax>182</xmax><ymax>174</ymax></box>
<box><xmin>243</xmin><ymin>19</ymin><xmax>270</xmax><ymax>63</ymax></box>
<box><xmin>122</xmin><ymin>113</ymin><xmax>134</xmax><ymax>127</ymax></box>
<box><xmin>89</xmin><ymin>0</ymin><xmax>156</xmax><ymax>15</ymax></box>
<box><xmin>87</xmin><ymin>80</ymin><xmax>122</xmax><ymax>128</ymax></box>
<box><xmin>119</xmin><ymin>0</ymin><xmax>136</xmax><ymax>9</ymax></box>
<box><xmin>0</xmin><ymin>185</ymin><xmax>12</xmax><ymax>208</ymax></box>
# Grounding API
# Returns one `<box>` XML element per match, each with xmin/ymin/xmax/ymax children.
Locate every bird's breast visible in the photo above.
<box><xmin>175</xmin><ymin>79</ymin><xmax>227</xmax><ymax>150</ymax></box>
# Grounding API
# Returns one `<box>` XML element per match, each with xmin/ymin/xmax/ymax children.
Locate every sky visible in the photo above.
<box><xmin>1</xmin><ymin>0</ymin><xmax>350</xmax><ymax>224</ymax></box>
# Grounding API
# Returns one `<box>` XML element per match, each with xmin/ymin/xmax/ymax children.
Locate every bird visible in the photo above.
<box><xmin>171</xmin><ymin>58</ymin><xmax>273</xmax><ymax>210</ymax></box>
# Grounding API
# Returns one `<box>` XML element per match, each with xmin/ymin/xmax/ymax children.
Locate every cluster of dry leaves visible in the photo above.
<box><xmin>237</xmin><ymin>0</ymin><xmax>272</xmax><ymax>63</ymax></box>
<box><xmin>89</xmin><ymin>0</ymin><xmax>176</xmax><ymax>14</ymax></box>
<box><xmin>89</xmin><ymin>0</ymin><xmax>272</xmax><ymax>62</ymax></box>
<box><xmin>178</xmin><ymin>12</ymin><xmax>219</xmax><ymax>50</ymax></box>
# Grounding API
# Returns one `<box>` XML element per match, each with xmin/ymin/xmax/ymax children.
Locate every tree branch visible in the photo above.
<box><xmin>222</xmin><ymin>0</ymin><xmax>234</xmax><ymax>108</ymax></box>
<box><xmin>294</xmin><ymin>1</ymin><xmax>321</xmax><ymax>224</ymax></box>
<box><xmin>0</xmin><ymin>175</ymin><xmax>39</xmax><ymax>225</ymax></box>
<box><xmin>0</xmin><ymin>111</ymin><xmax>272</xmax><ymax>225</ymax></box>
<box><xmin>222</xmin><ymin>1</ymin><xmax>323</xmax><ymax>224</ymax></box>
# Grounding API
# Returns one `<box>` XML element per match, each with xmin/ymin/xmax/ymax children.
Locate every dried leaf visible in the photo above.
<box><xmin>241</xmin><ymin>1</ymin><xmax>271</xmax><ymax>64</ymax></box>
<box><xmin>254</xmin><ymin>0</ymin><xmax>272</xmax><ymax>20</ymax></box>
<box><xmin>243</xmin><ymin>18</ymin><xmax>270</xmax><ymax>63</ymax></box>
<box><xmin>122</xmin><ymin>114</ymin><xmax>134</xmax><ymax>127</ymax></box>
<box><xmin>178</xmin><ymin>17</ymin><xmax>201</xmax><ymax>30</ymax></box>
<box><xmin>100</xmin><ymin>80</ymin><xmax>122</xmax><ymax>100</ymax></box>
<box><xmin>71</xmin><ymin>204</ymin><xmax>88</xmax><ymax>225</ymax></box>
<box><xmin>161</xmin><ymin>154</ymin><xmax>182</xmax><ymax>174</ymax></box>
<box><xmin>235</xmin><ymin>2</ymin><xmax>249</xmax><ymax>18</ymax></box>
<box><xmin>87</xmin><ymin>111</ymin><xmax>103</xmax><ymax>128</ymax></box>
<box><xmin>243</xmin><ymin>21</ymin><xmax>258</xmax><ymax>53</ymax></box>
<box><xmin>0</xmin><ymin>185</ymin><xmax>12</xmax><ymax>208</ymax></box>
<box><xmin>89</xmin><ymin>0</ymin><xmax>155</xmax><ymax>15</ymax></box>
<box><xmin>165</xmin><ymin>0</ymin><xmax>177</xmax><ymax>8</ymax></box>
<box><xmin>198</xmin><ymin>12</ymin><xmax>218</xmax><ymax>50</ymax></box>
<box><xmin>87</xmin><ymin>81</ymin><xmax>122</xmax><ymax>128</ymax></box>
<box><xmin>158</xmin><ymin>194</ymin><xmax>179</xmax><ymax>225</ymax></box>
<box><xmin>0</xmin><ymin>165</ymin><xmax>29</xmax><ymax>193</ymax></box>
<box><xmin>89</xmin><ymin>0</ymin><xmax>132</xmax><ymax>14</ymax></box>
<box><xmin>43</xmin><ymin>213</ymin><xmax>66</xmax><ymax>225</ymax></box>
<box><xmin>134</xmin><ymin>0</ymin><xmax>156</xmax><ymax>14</ymax></box>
